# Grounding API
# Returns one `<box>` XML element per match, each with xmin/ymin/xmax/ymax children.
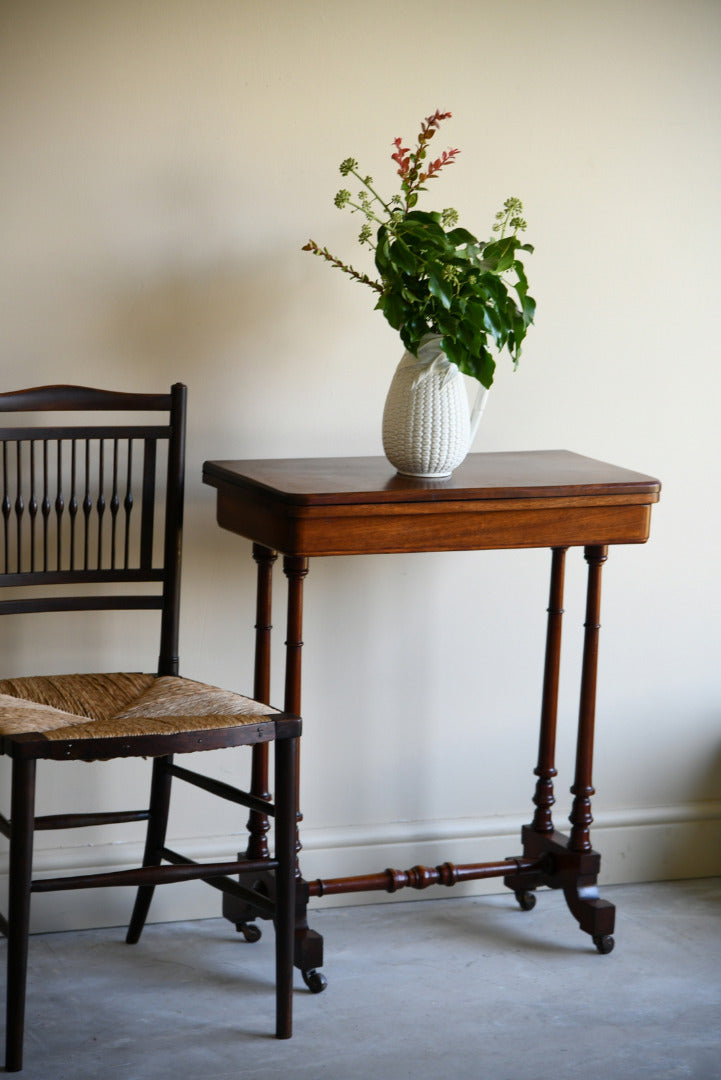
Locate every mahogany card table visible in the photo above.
<box><xmin>202</xmin><ymin>451</ymin><xmax>660</xmax><ymax>991</ymax></box>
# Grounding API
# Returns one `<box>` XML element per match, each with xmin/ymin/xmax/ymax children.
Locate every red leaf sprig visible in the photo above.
<box><xmin>394</xmin><ymin>110</ymin><xmax>459</xmax><ymax>210</ymax></box>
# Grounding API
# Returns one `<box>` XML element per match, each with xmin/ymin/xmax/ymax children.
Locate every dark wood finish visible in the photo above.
<box><xmin>125</xmin><ymin>755</ymin><xmax>174</xmax><ymax>945</ymax></box>
<box><xmin>0</xmin><ymin>384</ymin><xmax>172</xmax><ymax>412</ymax></box>
<box><xmin>203</xmin><ymin>452</ymin><xmax>660</xmax><ymax>979</ymax></box>
<box><xmin>5</xmin><ymin>759</ymin><xmax>36</xmax><ymax>1073</ymax></box>
<box><xmin>30</xmin><ymin>856</ymin><xmax>279</xmax><ymax>893</ymax></box>
<box><xmin>1</xmin><ymin>716</ymin><xmax>290</xmax><ymax>762</ymax></box>
<box><xmin>274</xmin><ymin>734</ymin><xmax>298</xmax><ymax>1037</ymax></box>
<box><xmin>307</xmin><ymin>856</ymin><xmax>540</xmax><ymax>897</ymax></box>
<box><xmin>531</xmin><ymin>546</ymin><xmax>567</xmax><ymax>834</ymax></box>
<box><xmin>160</xmin><ymin>847</ymin><xmax>276</xmax><ymax>914</ymax></box>
<box><xmin>34</xmin><ymin>809</ymin><xmax>150</xmax><ymax>830</ymax></box>
<box><xmin>168</xmin><ymin>759</ymin><xmax>277</xmax><ymax>815</ymax></box>
<box><xmin>158</xmin><ymin>386</ymin><xmax>185</xmax><ymax>676</ymax></box>
<box><xmin>0</xmin><ymin>385</ymin><xmax>300</xmax><ymax>1071</ymax></box>
<box><xmin>221</xmin><ymin>544</ymin><xmax>277</xmax><ymax>938</ymax></box>
<box><xmin>0</xmin><ymin>427</ymin><xmax>170</xmax><ymax>577</ymax></box>
<box><xmin>248</xmin><ymin>544</ymin><xmax>277</xmax><ymax>859</ymax></box>
<box><xmin>569</xmin><ymin>545</ymin><xmax>607</xmax><ymax>853</ymax></box>
<box><xmin>203</xmin><ymin>452</ymin><xmax>659</xmax><ymax>557</ymax></box>
<box><xmin>281</xmin><ymin>555</ymin><xmax>325</xmax><ymax>986</ymax></box>
<box><xmin>203</xmin><ymin>451</ymin><xmax>659</xmax><ymax>506</ymax></box>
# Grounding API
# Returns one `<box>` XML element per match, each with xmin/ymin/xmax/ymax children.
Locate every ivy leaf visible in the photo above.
<box><xmin>475</xmin><ymin>348</ymin><xmax>496</xmax><ymax>389</ymax></box>
<box><xmin>428</xmin><ymin>267</ymin><xmax>453</xmax><ymax>310</ymax></box>
<box><xmin>522</xmin><ymin>293</ymin><xmax>536</xmax><ymax>325</ymax></box>
<box><xmin>440</xmin><ymin>334</ymin><xmax>465</xmax><ymax>367</ymax></box>
<box><xmin>378</xmin><ymin>290</ymin><xmax>406</xmax><ymax>330</ymax></box>
<box><xmin>390</xmin><ymin>237</ymin><xmax>417</xmax><ymax>274</ymax></box>
<box><xmin>374</xmin><ymin>227</ymin><xmax>392</xmax><ymax>272</ymax></box>
<box><xmin>405</xmin><ymin>209</ymin><xmax>443</xmax><ymax>226</ymax></box>
<box><xmin>446</xmin><ymin>227</ymin><xmax>479</xmax><ymax>247</ymax></box>
<box><xmin>399</xmin><ymin>219</ymin><xmax>447</xmax><ymax>252</ymax></box>
<box><xmin>482</xmin><ymin>237</ymin><xmax>519</xmax><ymax>273</ymax></box>
<box><xmin>482</xmin><ymin>304</ymin><xmax>506</xmax><ymax>343</ymax></box>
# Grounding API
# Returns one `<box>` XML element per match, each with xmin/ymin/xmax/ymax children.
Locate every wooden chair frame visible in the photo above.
<box><xmin>0</xmin><ymin>384</ymin><xmax>298</xmax><ymax>1071</ymax></box>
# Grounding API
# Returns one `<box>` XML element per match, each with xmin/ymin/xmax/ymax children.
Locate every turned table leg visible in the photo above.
<box><xmin>224</xmin><ymin>548</ymin><xmax>326</xmax><ymax>979</ymax></box>
<box><xmin>561</xmin><ymin>544</ymin><xmax>615</xmax><ymax>952</ymax></box>
<box><xmin>246</xmin><ymin>543</ymin><xmax>277</xmax><ymax>860</ymax></box>
<box><xmin>569</xmin><ymin>544</ymin><xmax>607</xmax><ymax>853</ymax></box>
<box><xmin>506</xmin><ymin>546</ymin><xmax>567</xmax><ymax>908</ymax></box>
<box><xmin>223</xmin><ymin>544</ymin><xmax>277</xmax><ymax>940</ymax></box>
<box><xmin>533</xmin><ymin>546</ymin><xmax>567</xmax><ymax>836</ymax></box>
<box><xmin>283</xmin><ymin>554</ymin><xmax>326</xmax><ymax>992</ymax></box>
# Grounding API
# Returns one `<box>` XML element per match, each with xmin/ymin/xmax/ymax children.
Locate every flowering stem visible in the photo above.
<box><xmin>345</xmin><ymin>195</ymin><xmax>386</xmax><ymax>225</ymax></box>
<box><xmin>301</xmin><ymin>241</ymin><xmax>383</xmax><ymax>292</ymax></box>
<box><xmin>348</xmin><ymin>167</ymin><xmax>392</xmax><ymax>215</ymax></box>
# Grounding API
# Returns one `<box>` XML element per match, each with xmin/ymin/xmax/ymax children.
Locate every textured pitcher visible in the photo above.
<box><xmin>382</xmin><ymin>333</ymin><xmax>488</xmax><ymax>478</ymax></box>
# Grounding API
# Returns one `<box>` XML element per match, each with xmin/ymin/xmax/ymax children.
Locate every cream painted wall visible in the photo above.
<box><xmin>1</xmin><ymin>0</ymin><xmax>720</xmax><ymax>931</ymax></box>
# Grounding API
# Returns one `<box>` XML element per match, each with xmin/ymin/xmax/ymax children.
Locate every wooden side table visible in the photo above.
<box><xmin>203</xmin><ymin>451</ymin><xmax>660</xmax><ymax>990</ymax></box>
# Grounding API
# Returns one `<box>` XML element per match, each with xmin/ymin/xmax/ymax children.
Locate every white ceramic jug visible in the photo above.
<box><xmin>382</xmin><ymin>333</ymin><xmax>489</xmax><ymax>478</ymax></box>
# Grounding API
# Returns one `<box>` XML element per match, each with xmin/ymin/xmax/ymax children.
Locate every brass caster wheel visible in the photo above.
<box><xmin>302</xmin><ymin>968</ymin><xmax>328</xmax><ymax>993</ymax></box>
<box><xmin>593</xmin><ymin>934</ymin><xmax>615</xmax><ymax>955</ymax></box>
<box><xmin>237</xmin><ymin>922</ymin><xmax>262</xmax><ymax>943</ymax></box>
<box><xmin>515</xmin><ymin>889</ymin><xmax>537</xmax><ymax>912</ymax></box>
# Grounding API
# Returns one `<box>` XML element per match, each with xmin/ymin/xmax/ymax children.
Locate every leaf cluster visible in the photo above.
<box><xmin>303</xmin><ymin>112</ymin><xmax>535</xmax><ymax>389</ymax></box>
<box><xmin>375</xmin><ymin>211</ymin><xmax>534</xmax><ymax>388</ymax></box>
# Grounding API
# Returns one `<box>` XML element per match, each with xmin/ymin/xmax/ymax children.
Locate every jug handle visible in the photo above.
<box><xmin>469</xmin><ymin>383</ymin><xmax>490</xmax><ymax>443</ymax></box>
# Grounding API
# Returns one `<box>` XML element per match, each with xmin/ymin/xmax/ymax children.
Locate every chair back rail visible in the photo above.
<box><xmin>0</xmin><ymin>384</ymin><xmax>186</xmax><ymax>674</ymax></box>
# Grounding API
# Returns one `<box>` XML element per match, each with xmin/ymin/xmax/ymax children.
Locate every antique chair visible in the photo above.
<box><xmin>0</xmin><ymin>383</ymin><xmax>299</xmax><ymax>1072</ymax></box>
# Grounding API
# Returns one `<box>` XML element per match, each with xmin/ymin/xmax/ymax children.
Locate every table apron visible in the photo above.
<box><xmin>215</xmin><ymin>496</ymin><xmax>653</xmax><ymax>555</ymax></box>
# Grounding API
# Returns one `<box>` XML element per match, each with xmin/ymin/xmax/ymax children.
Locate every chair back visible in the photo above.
<box><xmin>0</xmin><ymin>383</ymin><xmax>186</xmax><ymax>676</ymax></box>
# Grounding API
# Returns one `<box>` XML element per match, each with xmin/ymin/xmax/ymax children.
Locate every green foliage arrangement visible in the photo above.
<box><xmin>303</xmin><ymin>110</ymin><xmax>535</xmax><ymax>389</ymax></box>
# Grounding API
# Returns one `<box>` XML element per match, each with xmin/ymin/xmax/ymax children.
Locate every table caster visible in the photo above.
<box><xmin>236</xmin><ymin>922</ymin><xmax>262</xmax><ymax>943</ymax></box>
<box><xmin>302</xmin><ymin>968</ymin><xmax>328</xmax><ymax>993</ymax></box>
<box><xmin>593</xmin><ymin>934</ymin><xmax>615</xmax><ymax>955</ymax></box>
<box><xmin>515</xmin><ymin>889</ymin><xmax>537</xmax><ymax>912</ymax></box>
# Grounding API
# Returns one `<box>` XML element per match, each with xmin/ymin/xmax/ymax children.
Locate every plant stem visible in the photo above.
<box><xmin>302</xmin><ymin>241</ymin><xmax>383</xmax><ymax>292</ymax></box>
<box><xmin>345</xmin><ymin>197</ymin><xmax>385</xmax><ymax>225</ymax></box>
<box><xmin>349</xmin><ymin>167</ymin><xmax>392</xmax><ymax>215</ymax></box>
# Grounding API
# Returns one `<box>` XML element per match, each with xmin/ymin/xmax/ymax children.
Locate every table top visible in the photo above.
<box><xmin>203</xmin><ymin>452</ymin><xmax>661</xmax><ymax>557</ymax></box>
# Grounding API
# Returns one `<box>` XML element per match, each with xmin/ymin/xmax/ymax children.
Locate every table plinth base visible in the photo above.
<box><xmin>304</xmin><ymin>827</ymin><xmax>614</xmax><ymax>953</ymax></box>
<box><xmin>222</xmin><ymin>824</ymin><xmax>616</xmax><ymax>975</ymax></box>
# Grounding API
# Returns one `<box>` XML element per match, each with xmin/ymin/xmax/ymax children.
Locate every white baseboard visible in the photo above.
<box><xmin>3</xmin><ymin>801</ymin><xmax>720</xmax><ymax>933</ymax></box>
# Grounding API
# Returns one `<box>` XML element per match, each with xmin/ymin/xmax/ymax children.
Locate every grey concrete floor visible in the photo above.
<box><xmin>2</xmin><ymin>878</ymin><xmax>720</xmax><ymax>1079</ymax></box>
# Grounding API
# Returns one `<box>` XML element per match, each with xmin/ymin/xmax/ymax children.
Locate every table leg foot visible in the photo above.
<box><xmin>222</xmin><ymin>867</ymin><xmax>327</xmax><ymax>986</ymax></box>
<box><xmin>296</xmin><ymin>930</ymin><xmax>326</xmax><ymax>992</ymax></box>
<box><xmin>222</xmin><ymin>865</ymin><xmax>272</xmax><ymax>938</ymax></box>
<box><xmin>294</xmin><ymin>879</ymin><xmax>326</xmax><ymax>991</ymax></box>
<box><xmin>505</xmin><ymin>825</ymin><xmax>616</xmax><ymax>951</ymax></box>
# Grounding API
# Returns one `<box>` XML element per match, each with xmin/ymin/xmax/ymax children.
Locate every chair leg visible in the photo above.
<box><xmin>126</xmin><ymin>755</ymin><xmax>173</xmax><ymax>945</ymax></box>
<box><xmin>273</xmin><ymin>736</ymin><xmax>298</xmax><ymax>1040</ymax></box>
<box><xmin>5</xmin><ymin>758</ymin><xmax>37</xmax><ymax>1073</ymax></box>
